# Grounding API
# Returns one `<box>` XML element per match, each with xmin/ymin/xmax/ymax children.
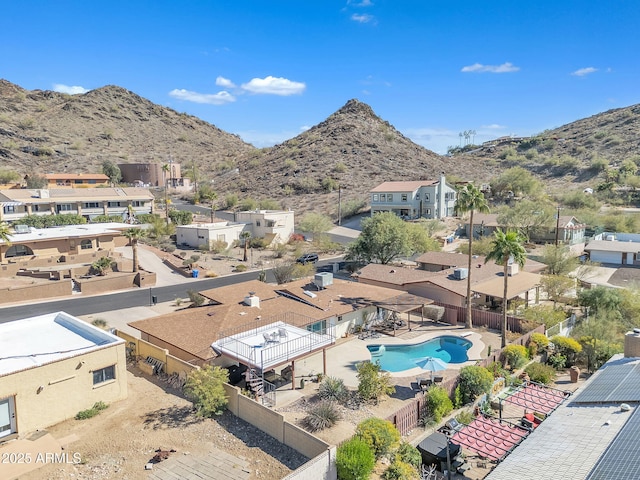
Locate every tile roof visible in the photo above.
<box><xmin>415</xmin><ymin>251</ymin><xmax>469</xmax><ymax>267</ymax></box>
<box><xmin>370</xmin><ymin>180</ymin><xmax>438</xmax><ymax>192</ymax></box>
<box><xmin>472</xmin><ymin>271</ymin><xmax>542</xmax><ymax>298</ymax></box>
<box><xmin>130</xmin><ymin>278</ymin><xmax>406</xmax><ymax>359</ymax></box>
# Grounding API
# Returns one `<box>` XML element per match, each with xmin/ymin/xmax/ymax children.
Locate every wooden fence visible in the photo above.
<box><xmin>432</xmin><ymin>301</ymin><xmax>526</xmax><ymax>333</ymax></box>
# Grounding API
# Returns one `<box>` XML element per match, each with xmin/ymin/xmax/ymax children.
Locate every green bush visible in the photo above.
<box><xmin>187</xmin><ymin>290</ymin><xmax>206</xmax><ymax>307</ymax></box>
<box><xmin>550</xmin><ymin>336</ymin><xmax>582</xmax><ymax>366</ymax></box>
<box><xmin>548</xmin><ymin>353</ymin><xmax>567</xmax><ymax>370</ymax></box>
<box><xmin>356</xmin><ymin>361</ymin><xmax>395</xmax><ymax>404</ymax></box>
<box><xmin>183</xmin><ymin>365</ymin><xmax>229</xmax><ymax>417</ymax></box>
<box><xmin>424</xmin><ymin>386</ymin><xmax>453</xmax><ymax>423</ymax></box>
<box><xmin>486</xmin><ymin>361</ymin><xmax>508</xmax><ymax>379</ymax></box>
<box><xmin>395</xmin><ymin>442</ymin><xmax>421</xmax><ymax>468</ymax></box>
<box><xmin>302</xmin><ymin>401</ymin><xmax>341</xmax><ymax>432</ymax></box>
<box><xmin>458</xmin><ymin>366</ymin><xmax>493</xmax><ymax>405</ymax></box>
<box><xmin>524</xmin><ymin>362</ymin><xmax>556</xmax><ymax>385</ymax></box>
<box><xmin>318</xmin><ymin>376</ymin><xmax>348</xmax><ymax>403</ymax></box>
<box><xmin>75</xmin><ymin>401</ymin><xmax>109</xmax><ymax>420</ymax></box>
<box><xmin>501</xmin><ymin>345</ymin><xmax>529</xmax><ymax>371</ymax></box>
<box><xmin>356</xmin><ymin>417</ymin><xmax>400</xmax><ymax>459</ymax></box>
<box><xmin>336</xmin><ymin>437</ymin><xmax>375</xmax><ymax>480</ymax></box>
<box><xmin>528</xmin><ymin>333</ymin><xmax>550</xmax><ymax>356</ymax></box>
<box><xmin>455</xmin><ymin>409</ymin><xmax>475</xmax><ymax>425</ymax></box>
<box><xmin>234</xmin><ymin>264</ymin><xmax>248</xmax><ymax>272</ymax></box>
<box><xmin>383</xmin><ymin>460</ymin><xmax>419</xmax><ymax>480</ymax></box>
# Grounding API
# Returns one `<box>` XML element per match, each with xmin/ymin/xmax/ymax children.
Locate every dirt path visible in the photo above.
<box><xmin>20</xmin><ymin>367</ymin><xmax>308</xmax><ymax>480</ymax></box>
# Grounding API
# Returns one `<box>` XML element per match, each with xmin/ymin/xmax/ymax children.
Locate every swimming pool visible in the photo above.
<box><xmin>367</xmin><ymin>335</ymin><xmax>473</xmax><ymax>372</ymax></box>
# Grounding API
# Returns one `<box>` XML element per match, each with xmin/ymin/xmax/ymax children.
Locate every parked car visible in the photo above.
<box><xmin>296</xmin><ymin>253</ymin><xmax>319</xmax><ymax>264</ymax></box>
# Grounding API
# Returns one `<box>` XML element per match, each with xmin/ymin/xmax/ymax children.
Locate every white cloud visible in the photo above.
<box><xmin>351</xmin><ymin>13</ymin><xmax>375</xmax><ymax>23</ymax></box>
<box><xmin>300</xmin><ymin>125</ymin><xmax>311</xmax><ymax>132</ymax></box>
<box><xmin>481</xmin><ymin>124</ymin><xmax>507</xmax><ymax>130</ymax></box>
<box><xmin>241</xmin><ymin>76</ymin><xmax>306</xmax><ymax>96</ymax></box>
<box><xmin>53</xmin><ymin>84</ymin><xmax>89</xmax><ymax>94</ymax></box>
<box><xmin>461</xmin><ymin>62</ymin><xmax>520</xmax><ymax>73</ymax></box>
<box><xmin>349</xmin><ymin>0</ymin><xmax>373</xmax><ymax>5</ymax></box>
<box><xmin>571</xmin><ymin>67</ymin><xmax>597</xmax><ymax>77</ymax></box>
<box><xmin>215</xmin><ymin>76</ymin><xmax>235</xmax><ymax>88</ymax></box>
<box><xmin>168</xmin><ymin>88</ymin><xmax>236</xmax><ymax>105</ymax></box>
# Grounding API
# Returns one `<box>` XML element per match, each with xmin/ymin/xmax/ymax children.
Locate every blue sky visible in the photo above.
<box><xmin>2</xmin><ymin>1</ymin><xmax>639</xmax><ymax>154</ymax></box>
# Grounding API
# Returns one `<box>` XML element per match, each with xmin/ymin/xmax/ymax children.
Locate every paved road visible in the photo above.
<box><xmin>0</xmin><ymin>258</ymin><xmax>343</xmax><ymax>323</ymax></box>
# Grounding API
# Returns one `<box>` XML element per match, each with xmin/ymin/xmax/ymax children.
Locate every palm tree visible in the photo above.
<box><xmin>199</xmin><ymin>187</ymin><xmax>218</xmax><ymax>223</ymax></box>
<box><xmin>162</xmin><ymin>163</ymin><xmax>170</xmax><ymax>225</ymax></box>
<box><xmin>455</xmin><ymin>184</ymin><xmax>490</xmax><ymax>328</ymax></box>
<box><xmin>485</xmin><ymin>229</ymin><xmax>527</xmax><ymax>348</ymax></box>
<box><xmin>240</xmin><ymin>231</ymin><xmax>251</xmax><ymax>262</ymax></box>
<box><xmin>0</xmin><ymin>222</ymin><xmax>12</xmax><ymax>264</ymax></box>
<box><xmin>124</xmin><ymin>228</ymin><xmax>145</xmax><ymax>273</ymax></box>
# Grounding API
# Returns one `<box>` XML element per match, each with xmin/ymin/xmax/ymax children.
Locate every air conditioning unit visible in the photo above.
<box><xmin>314</xmin><ymin>272</ymin><xmax>333</xmax><ymax>289</ymax></box>
<box><xmin>507</xmin><ymin>264</ymin><xmax>519</xmax><ymax>276</ymax></box>
<box><xmin>453</xmin><ymin>268</ymin><xmax>468</xmax><ymax>280</ymax></box>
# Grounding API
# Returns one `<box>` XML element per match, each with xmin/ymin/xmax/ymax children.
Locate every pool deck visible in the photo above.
<box><xmin>274</xmin><ymin>321</ymin><xmax>502</xmax><ymax>407</ymax></box>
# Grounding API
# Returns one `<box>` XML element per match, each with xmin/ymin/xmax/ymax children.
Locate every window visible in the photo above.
<box><xmin>131</xmin><ymin>201</ymin><xmax>142</xmax><ymax>207</ymax></box>
<box><xmin>33</xmin><ymin>205</ymin><xmax>42</xmax><ymax>212</ymax></box>
<box><xmin>425</xmin><ymin>193</ymin><xmax>430</xmax><ymax>202</ymax></box>
<box><xmin>426</xmin><ymin>208</ymin><xmax>431</xmax><ymax>216</ymax></box>
<box><xmin>373</xmin><ymin>194</ymin><xmax>379</xmax><ymax>202</ymax></box>
<box><xmin>306</xmin><ymin>320</ymin><xmax>327</xmax><ymax>334</ymax></box>
<box><xmin>380</xmin><ymin>194</ymin><xmax>386</xmax><ymax>201</ymax></box>
<box><xmin>56</xmin><ymin>204</ymin><xmax>73</xmax><ymax>212</ymax></box>
<box><xmin>88</xmin><ymin>179</ymin><xmax>97</xmax><ymax>184</ymax></box>
<box><xmin>107</xmin><ymin>202</ymin><xmax>121</xmax><ymax>208</ymax></box>
<box><xmin>80</xmin><ymin>239</ymin><xmax>92</xmax><ymax>250</ymax></box>
<box><xmin>75</xmin><ymin>179</ymin><xmax>83</xmax><ymax>184</ymax></box>
<box><xmin>3</xmin><ymin>206</ymin><xmax>15</xmax><ymax>214</ymax></box>
<box><xmin>93</xmin><ymin>365</ymin><xmax>115</xmax><ymax>385</ymax></box>
<box><xmin>387</xmin><ymin>194</ymin><xmax>393</xmax><ymax>202</ymax></box>
<box><xmin>401</xmin><ymin>194</ymin><xmax>408</xmax><ymax>202</ymax></box>
<box><xmin>217</xmin><ymin>234</ymin><xmax>226</xmax><ymax>242</ymax></box>
<box><xmin>256</xmin><ymin>220</ymin><xmax>261</xmax><ymax>227</ymax></box>
<box><xmin>83</xmin><ymin>202</ymin><xmax>100</xmax><ymax>209</ymax></box>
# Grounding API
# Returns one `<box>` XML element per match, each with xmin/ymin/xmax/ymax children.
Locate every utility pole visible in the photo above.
<box><xmin>338</xmin><ymin>184</ymin><xmax>342</xmax><ymax>226</ymax></box>
<box><xmin>555</xmin><ymin>206</ymin><xmax>561</xmax><ymax>247</ymax></box>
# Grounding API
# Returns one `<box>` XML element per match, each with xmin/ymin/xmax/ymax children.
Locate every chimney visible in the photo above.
<box><xmin>243</xmin><ymin>292</ymin><xmax>260</xmax><ymax>308</ymax></box>
<box><xmin>624</xmin><ymin>329</ymin><xmax>640</xmax><ymax>357</ymax></box>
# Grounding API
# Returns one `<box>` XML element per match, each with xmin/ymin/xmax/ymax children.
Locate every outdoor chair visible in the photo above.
<box><xmin>263</xmin><ymin>333</ymin><xmax>277</xmax><ymax>344</ymax></box>
<box><xmin>433</xmin><ymin>376</ymin><xmax>444</xmax><ymax>384</ymax></box>
<box><xmin>418</xmin><ymin>378</ymin><xmax>433</xmax><ymax>391</ymax></box>
<box><xmin>278</xmin><ymin>328</ymin><xmax>288</xmax><ymax>339</ymax></box>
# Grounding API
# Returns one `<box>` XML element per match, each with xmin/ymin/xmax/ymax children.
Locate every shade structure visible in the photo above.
<box><xmin>415</xmin><ymin>356</ymin><xmax>448</xmax><ymax>372</ymax></box>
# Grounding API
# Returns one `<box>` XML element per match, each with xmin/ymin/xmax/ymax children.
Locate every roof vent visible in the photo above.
<box><xmin>620</xmin><ymin>403</ymin><xmax>631</xmax><ymax>412</ymax></box>
<box><xmin>243</xmin><ymin>293</ymin><xmax>260</xmax><ymax>308</ymax></box>
<box><xmin>634</xmin><ymin>328</ymin><xmax>640</xmax><ymax>335</ymax></box>
<box><xmin>303</xmin><ymin>290</ymin><xmax>317</xmax><ymax>299</ymax></box>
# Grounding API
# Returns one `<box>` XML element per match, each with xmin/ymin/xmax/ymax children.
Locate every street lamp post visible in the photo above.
<box><xmin>555</xmin><ymin>206</ymin><xmax>562</xmax><ymax>247</ymax></box>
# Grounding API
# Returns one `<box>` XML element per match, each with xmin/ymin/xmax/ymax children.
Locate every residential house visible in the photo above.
<box><xmin>0</xmin><ymin>312</ymin><xmax>127</xmax><ymax>441</ymax></box>
<box><xmin>465</xmin><ymin>213</ymin><xmax>586</xmax><ymax>246</ymax></box>
<box><xmin>0</xmin><ymin>223</ymin><xmax>130</xmax><ymax>267</ymax></box>
<box><xmin>43</xmin><ymin>173</ymin><xmax>110</xmax><ymax>188</ymax></box>
<box><xmin>585</xmin><ymin>232</ymin><xmax>640</xmax><ymax>265</ymax></box>
<box><xmin>128</xmin><ymin>277</ymin><xmax>414</xmax><ymax>367</ymax></box>
<box><xmin>118</xmin><ymin>162</ymin><xmax>191</xmax><ymax>190</ymax></box>
<box><xmin>176</xmin><ymin>210</ymin><xmax>294</xmax><ymax>250</ymax></box>
<box><xmin>355</xmin><ymin>252</ymin><xmax>545</xmax><ymax>309</ymax></box>
<box><xmin>370</xmin><ymin>174</ymin><xmax>458</xmax><ymax>220</ymax></box>
<box><xmin>0</xmin><ymin>187</ymin><xmax>154</xmax><ymax>222</ymax></box>
<box><xmin>486</xmin><ymin>333</ymin><xmax>640</xmax><ymax>480</ymax></box>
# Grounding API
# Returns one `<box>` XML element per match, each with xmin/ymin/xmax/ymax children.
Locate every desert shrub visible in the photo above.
<box><xmin>322</xmin><ymin>176</ymin><xmax>338</xmax><ymax>192</ymax></box>
<box><xmin>524</xmin><ymin>362</ymin><xmax>556</xmax><ymax>385</ymax></box>
<box><xmin>453</xmin><ymin>385</ymin><xmax>463</xmax><ymax>408</ymax></box>
<box><xmin>458</xmin><ymin>365</ymin><xmax>493</xmax><ymax>405</ymax></box>
<box><xmin>334</xmin><ymin>162</ymin><xmax>347</xmax><ymax>173</ymax></box>
<box><xmin>424</xmin><ymin>386</ymin><xmax>453</xmax><ymax>423</ymax></box>
<box><xmin>383</xmin><ymin>460</ymin><xmax>419</xmax><ymax>480</ymax></box>
<box><xmin>75</xmin><ymin>401</ymin><xmax>109</xmax><ymax>420</ymax></box>
<box><xmin>234</xmin><ymin>264</ymin><xmax>248</xmax><ymax>272</ymax></box>
<box><xmin>250</xmin><ymin>237</ymin><xmax>269</xmax><ymax>249</ymax></box>
<box><xmin>187</xmin><ymin>290</ymin><xmax>206</xmax><ymax>307</ymax></box>
<box><xmin>302</xmin><ymin>401</ymin><xmax>341</xmax><ymax>432</ymax></box>
<box><xmin>318</xmin><ymin>376</ymin><xmax>348</xmax><ymax>403</ymax></box>
<box><xmin>356</xmin><ymin>361</ymin><xmax>395</xmax><ymax>404</ymax></box>
<box><xmin>91</xmin><ymin>318</ymin><xmax>108</xmax><ymax>329</ymax></box>
<box><xmin>272</xmin><ymin>243</ymin><xmax>288</xmax><ymax>258</ymax></box>
<box><xmin>168</xmin><ymin>209</ymin><xmax>192</xmax><ymax>225</ymax></box>
<box><xmin>501</xmin><ymin>345</ymin><xmax>529</xmax><ymax>371</ymax></box>
<box><xmin>528</xmin><ymin>332</ymin><xmax>550</xmax><ymax>356</ymax></box>
<box><xmin>336</xmin><ymin>437</ymin><xmax>375</xmax><ymax>480</ymax></box>
<box><xmin>486</xmin><ymin>361</ymin><xmax>508</xmax><ymax>379</ymax></box>
<box><xmin>395</xmin><ymin>442</ymin><xmax>421</xmax><ymax>468</ymax></box>
<box><xmin>547</xmin><ymin>353</ymin><xmax>567</xmax><ymax>370</ymax></box>
<box><xmin>205</xmin><ymin>271</ymin><xmax>217</xmax><ymax>278</ymax></box>
<box><xmin>550</xmin><ymin>336</ymin><xmax>582</xmax><ymax>366</ymax></box>
<box><xmin>224</xmin><ymin>194</ymin><xmax>239</xmax><ymax>209</ymax></box>
<box><xmin>183</xmin><ymin>365</ymin><xmax>229</xmax><ymax>417</ymax></box>
<box><xmin>356</xmin><ymin>417</ymin><xmax>400</xmax><ymax>459</ymax></box>
<box><xmin>208</xmin><ymin>239</ymin><xmax>228</xmax><ymax>254</ymax></box>
<box><xmin>340</xmin><ymin>198</ymin><xmax>368</xmax><ymax>219</ymax></box>
<box><xmin>91</xmin><ymin>214</ymin><xmax>124</xmax><ymax>223</ymax></box>
<box><xmin>455</xmin><ymin>409</ymin><xmax>475</xmax><ymax>425</ymax></box>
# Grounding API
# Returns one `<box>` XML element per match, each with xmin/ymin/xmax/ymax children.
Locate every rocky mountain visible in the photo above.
<box><xmin>0</xmin><ymin>79</ymin><xmax>254</xmax><ymax>175</ymax></box>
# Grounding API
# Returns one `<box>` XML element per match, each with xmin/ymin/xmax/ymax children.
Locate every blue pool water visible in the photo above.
<box><xmin>367</xmin><ymin>336</ymin><xmax>472</xmax><ymax>372</ymax></box>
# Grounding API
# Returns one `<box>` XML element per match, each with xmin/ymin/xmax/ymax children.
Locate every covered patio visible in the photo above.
<box><xmin>370</xmin><ymin>293</ymin><xmax>434</xmax><ymax>337</ymax></box>
<box><xmin>472</xmin><ymin>271</ymin><xmax>542</xmax><ymax>310</ymax></box>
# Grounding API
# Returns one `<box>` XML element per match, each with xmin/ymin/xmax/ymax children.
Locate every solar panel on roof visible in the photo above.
<box><xmin>572</xmin><ymin>359</ymin><xmax>640</xmax><ymax>404</ymax></box>
<box><xmin>586</xmin><ymin>406</ymin><xmax>640</xmax><ymax>480</ymax></box>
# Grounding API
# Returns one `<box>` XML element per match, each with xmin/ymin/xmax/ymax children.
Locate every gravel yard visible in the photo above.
<box><xmin>19</xmin><ymin>366</ymin><xmax>309</xmax><ymax>480</ymax></box>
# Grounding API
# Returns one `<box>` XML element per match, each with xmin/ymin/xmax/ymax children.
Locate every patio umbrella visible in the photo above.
<box><xmin>415</xmin><ymin>357</ymin><xmax>448</xmax><ymax>380</ymax></box>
